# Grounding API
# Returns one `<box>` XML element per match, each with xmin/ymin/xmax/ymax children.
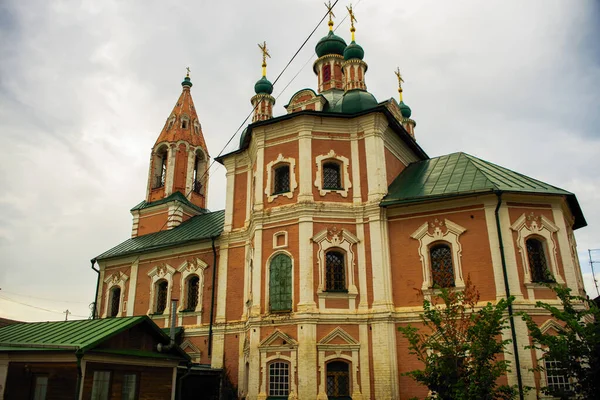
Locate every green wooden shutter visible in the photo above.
<box><xmin>269</xmin><ymin>254</ymin><xmax>292</xmax><ymax>312</ymax></box>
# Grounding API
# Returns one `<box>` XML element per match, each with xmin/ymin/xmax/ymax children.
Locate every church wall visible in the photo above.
<box><xmin>384</xmin><ymin>147</ymin><xmax>406</xmax><ymax>187</ymax></box>
<box><xmin>357</xmin><ymin>135</ymin><xmax>368</xmax><ymax>202</ymax></box>
<box><xmin>225</xmin><ymin>243</ymin><xmax>245</xmax><ymax>321</ymax></box>
<box><xmin>99</xmin><ymin>264</ymin><xmax>131</xmax><ymax>317</ymax></box>
<box><xmin>137</xmin><ymin>210</ymin><xmax>169</xmax><ymax>236</ymax></box>
<box><xmin>363</xmin><ymin>221</ymin><xmax>374</xmax><ymax>307</ymax></box>
<box><xmin>396</xmin><ymin>322</ymin><xmax>429</xmax><ymax>399</ymax></box>
<box><xmin>263</xmin><ymin>139</ymin><xmax>299</xmax><ymax>209</ymax></box>
<box><xmin>173</xmin><ymin>143</ymin><xmax>188</xmax><ymax>193</ymax></box>
<box><xmin>311</xmin><ymin>134</ymin><xmax>353</xmax><ymax>202</ymax></box>
<box><xmin>223</xmin><ymin>332</ymin><xmax>240</xmax><ymax>387</ymax></box>
<box><xmin>232</xmin><ymin>170</ymin><xmax>248</xmax><ymax>229</ymax></box>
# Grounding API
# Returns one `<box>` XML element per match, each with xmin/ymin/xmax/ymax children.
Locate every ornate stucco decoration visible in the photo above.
<box><xmin>264</xmin><ymin>153</ymin><xmax>298</xmax><ymax>203</ymax></box>
<box><xmin>177</xmin><ymin>258</ymin><xmax>208</xmax><ymax>313</ymax></box>
<box><xmin>312</xmin><ymin>227</ymin><xmax>360</xmax><ymax>295</ymax></box>
<box><xmin>314</xmin><ymin>149</ymin><xmax>352</xmax><ymax>197</ymax></box>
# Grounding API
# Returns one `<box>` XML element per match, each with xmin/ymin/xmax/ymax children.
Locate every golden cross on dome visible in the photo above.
<box><xmin>186</xmin><ymin>66</ymin><xmax>191</xmax><ymax>78</ymax></box>
<box><xmin>395</xmin><ymin>67</ymin><xmax>404</xmax><ymax>101</ymax></box>
<box><xmin>347</xmin><ymin>4</ymin><xmax>357</xmax><ymax>40</ymax></box>
<box><xmin>258</xmin><ymin>41</ymin><xmax>270</xmax><ymax>77</ymax></box>
<box><xmin>325</xmin><ymin>1</ymin><xmax>335</xmax><ymax>30</ymax></box>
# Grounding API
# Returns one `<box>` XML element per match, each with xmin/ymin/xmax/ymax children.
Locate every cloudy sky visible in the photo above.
<box><xmin>1</xmin><ymin>0</ymin><xmax>599</xmax><ymax>321</ymax></box>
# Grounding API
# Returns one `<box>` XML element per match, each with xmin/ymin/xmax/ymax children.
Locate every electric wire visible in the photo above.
<box><xmin>0</xmin><ymin>294</ymin><xmax>88</xmax><ymax>319</ymax></box>
<box><xmin>0</xmin><ymin>290</ymin><xmax>89</xmax><ymax>304</ymax></box>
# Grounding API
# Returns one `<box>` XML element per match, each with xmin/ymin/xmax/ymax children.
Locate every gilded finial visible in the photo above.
<box><xmin>258</xmin><ymin>41</ymin><xmax>271</xmax><ymax>77</ymax></box>
<box><xmin>347</xmin><ymin>4</ymin><xmax>357</xmax><ymax>41</ymax></box>
<box><xmin>395</xmin><ymin>67</ymin><xmax>404</xmax><ymax>102</ymax></box>
<box><xmin>186</xmin><ymin>66</ymin><xmax>191</xmax><ymax>78</ymax></box>
<box><xmin>325</xmin><ymin>1</ymin><xmax>335</xmax><ymax>31</ymax></box>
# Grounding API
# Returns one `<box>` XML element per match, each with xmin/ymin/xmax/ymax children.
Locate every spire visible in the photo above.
<box><xmin>394</xmin><ymin>68</ymin><xmax>416</xmax><ymax>138</ymax></box>
<box><xmin>252</xmin><ymin>42</ymin><xmax>275</xmax><ymax>122</ymax></box>
<box><xmin>325</xmin><ymin>0</ymin><xmax>335</xmax><ymax>31</ymax></box>
<box><xmin>313</xmin><ymin>2</ymin><xmax>346</xmax><ymax>93</ymax></box>
<box><xmin>347</xmin><ymin>4</ymin><xmax>357</xmax><ymax>42</ymax></box>
<box><xmin>341</xmin><ymin>5</ymin><xmax>367</xmax><ymax>91</ymax></box>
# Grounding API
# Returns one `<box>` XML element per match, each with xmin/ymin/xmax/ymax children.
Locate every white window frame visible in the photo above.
<box><xmin>147</xmin><ymin>264</ymin><xmax>175</xmax><ymax>317</ymax></box>
<box><xmin>257</xmin><ymin>330</ymin><xmax>298</xmax><ymax>398</ymax></box>
<box><xmin>410</xmin><ymin>218</ymin><xmax>467</xmax><ymax>291</ymax></box>
<box><xmin>102</xmin><ymin>272</ymin><xmax>128</xmax><ymax>318</ymax></box>
<box><xmin>265</xmin><ymin>153</ymin><xmax>297</xmax><ymax>203</ymax></box>
<box><xmin>314</xmin><ymin>150</ymin><xmax>352</xmax><ymax>197</ymax></box>
<box><xmin>511</xmin><ymin>212</ymin><xmax>563</xmax><ymax>286</ymax></box>
<box><xmin>177</xmin><ymin>258</ymin><xmax>208</xmax><ymax>314</ymax></box>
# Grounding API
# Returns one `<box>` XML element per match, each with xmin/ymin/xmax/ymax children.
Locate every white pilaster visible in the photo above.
<box><xmin>298</xmin><ymin>129</ymin><xmax>313</xmax><ymax>202</ymax></box>
<box><xmin>484</xmin><ymin>201</ymin><xmax>508</xmax><ymax>300</ymax></box>
<box><xmin>552</xmin><ymin>204</ymin><xmax>578</xmax><ymax>290</ymax></box>
<box><xmin>126</xmin><ymin>260</ymin><xmax>138</xmax><ymax>316</ymax></box>
<box><xmin>498</xmin><ymin>204</ymin><xmax>524</xmax><ymax>299</ymax></box>
<box><xmin>216</xmin><ymin>244</ymin><xmax>229</xmax><ymax>323</ymax></box>
<box><xmin>358</xmin><ymin>324</ymin><xmax>371</xmax><ymax>398</ymax></box>
<box><xmin>350</xmin><ymin>133</ymin><xmax>362</xmax><ymax>204</ymax></box>
<box><xmin>356</xmin><ymin>220</ymin><xmax>368</xmax><ymax>310</ymax></box>
<box><xmin>223</xmin><ymin>158</ymin><xmax>236</xmax><ymax>233</ymax></box>
<box><xmin>371</xmin><ymin>322</ymin><xmax>399</xmax><ymax>399</ymax></box>
<box><xmin>254</xmin><ymin>141</ymin><xmax>265</xmax><ymax>211</ymax></box>
<box><xmin>298</xmin><ymin>215</ymin><xmax>316</xmax><ymax>311</ymax></box>
<box><xmin>251</xmin><ymin>228</ymin><xmax>263</xmax><ymax>316</ymax></box>
<box><xmin>297</xmin><ymin>323</ymin><xmax>317</xmax><ymax>399</ymax></box>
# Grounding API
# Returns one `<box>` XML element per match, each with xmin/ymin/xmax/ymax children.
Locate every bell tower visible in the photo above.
<box><xmin>131</xmin><ymin>70</ymin><xmax>210</xmax><ymax>237</ymax></box>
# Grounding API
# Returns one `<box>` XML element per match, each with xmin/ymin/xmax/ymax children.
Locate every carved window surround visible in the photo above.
<box><xmin>257</xmin><ymin>330</ymin><xmax>299</xmax><ymax>400</ymax></box>
<box><xmin>177</xmin><ymin>258</ymin><xmax>208</xmax><ymax>315</ymax></box>
<box><xmin>313</xmin><ymin>228</ymin><xmax>359</xmax><ymax>310</ymax></box>
<box><xmin>314</xmin><ymin>150</ymin><xmax>351</xmax><ymax>197</ymax></box>
<box><xmin>264</xmin><ymin>250</ymin><xmax>295</xmax><ymax>314</ymax></box>
<box><xmin>316</xmin><ymin>327</ymin><xmax>362</xmax><ymax>399</ymax></box>
<box><xmin>273</xmin><ymin>231</ymin><xmax>288</xmax><ymax>249</ymax></box>
<box><xmin>147</xmin><ymin>263</ymin><xmax>176</xmax><ymax>317</ymax></box>
<box><xmin>411</xmin><ymin>218</ymin><xmax>467</xmax><ymax>291</ymax></box>
<box><xmin>102</xmin><ymin>271</ymin><xmax>129</xmax><ymax>318</ymax></box>
<box><xmin>265</xmin><ymin>154</ymin><xmax>297</xmax><ymax>203</ymax></box>
<box><xmin>511</xmin><ymin>212</ymin><xmax>563</xmax><ymax>287</ymax></box>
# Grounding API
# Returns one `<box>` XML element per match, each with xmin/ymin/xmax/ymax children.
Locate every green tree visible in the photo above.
<box><xmin>398</xmin><ymin>278</ymin><xmax>518</xmax><ymax>400</ymax></box>
<box><xmin>521</xmin><ymin>284</ymin><xmax>600</xmax><ymax>399</ymax></box>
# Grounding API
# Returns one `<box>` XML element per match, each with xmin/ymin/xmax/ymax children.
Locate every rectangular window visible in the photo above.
<box><xmin>323</xmin><ymin>64</ymin><xmax>332</xmax><ymax>83</ymax></box>
<box><xmin>91</xmin><ymin>371</ymin><xmax>111</xmax><ymax>400</ymax></box>
<box><xmin>545</xmin><ymin>359</ymin><xmax>571</xmax><ymax>393</ymax></box>
<box><xmin>32</xmin><ymin>375</ymin><xmax>48</xmax><ymax>400</ymax></box>
<box><xmin>122</xmin><ymin>373</ymin><xmax>138</xmax><ymax>400</ymax></box>
<box><xmin>269</xmin><ymin>362</ymin><xmax>290</xmax><ymax>396</ymax></box>
<box><xmin>273</xmin><ymin>165</ymin><xmax>290</xmax><ymax>194</ymax></box>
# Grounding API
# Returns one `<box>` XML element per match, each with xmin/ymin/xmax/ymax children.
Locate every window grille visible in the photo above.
<box><xmin>121</xmin><ymin>374</ymin><xmax>137</xmax><ymax>400</ymax></box>
<box><xmin>323</xmin><ymin>64</ymin><xmax>332</xmax><ymax>83</ymax></box>
<box><xmin>273</xmin><ymin>165</ymin><xmax>290</xmax><ymax>194</ymax></box>
<box><xmin>526</xmin><ymin>238</ymin><xmax>552</xmax><ymax>282</ymax></box>
<box><xmin>155</xmin><ymin>280</ymin><xmax>168</xmax><ymax>314</ymax></box>
<box><xmin>269</xmin><ymin>254</ymin><xmax>292</xmax><ymax>312</ymax></box>
<box><xmin>109</xmin><ymin>287</ymin><xmax>120</xmax><ymax>317</ymax></box>
<box><xmin>326</xmin><ymin>251</ymin><xmax>346</xmax><ymax>291</ymax></box>
<box><xmin>326</xmin><ymin>361</ymin><xmax>350</xmax><ymax>398</ymax></box>
<box><xmin>91</xmin><ymin>371</ymin><xmax>111</xmax><ymax>400</ymax></box>
<box><xmin>545</xmin><ymin>359</ymin><xmax>571</xmax><ymax>393</ymax></box>
<box><xmin>430</xmin><ymin>244</ymin><xmax>454</xmax><ymax>288</ymax></box>
<box><xmin>268</xmin><ymin>362</ymin><xmax>290</xmax><ymax>397</ymax></box>
<box><xmin>323</xmin><ymin>162</ymin><xmax>342</xmax><ymax>190</ymax></box>
<box><xmin>187</xmin><ymin>276</ymin><xmax>199</xmax><ymax>311</ymax></box>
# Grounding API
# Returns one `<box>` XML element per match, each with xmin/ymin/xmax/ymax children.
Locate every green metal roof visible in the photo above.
<box><xmin>131</xmin><ymin>191</ymin><xmax>207</xmax><ymax>214</ymax></box>
<box><xmin>382</xmin><ymin>152</ymin><xmax>586</xmax><ymax>229</ymax></box>
<box><xmin>0</xmin><ymin>316</ymin><xmax>188</xmax><ymax>360</ymax></box>
<box><xmin>96</xmin><ymin>209</ymin><xmax>224</xmax><ymax>260</ymax></box>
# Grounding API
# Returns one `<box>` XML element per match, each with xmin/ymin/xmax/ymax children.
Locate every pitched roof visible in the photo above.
<box><xmin>96</xmin><ymin>209</ymin><xmax>224</xmax><ymax>260</ymax></box>
<box><xmin>154</xmin><ymin>81</ymin><xmax>208</xmax><ymax>153</ymax></box>
<box><xmin>382</xmin><ymin>152</ymin><xmax>586</xmax><ymax>229</ymax></box>
<box><xmin>0</xmin><ymin>316</ymin><xmax>189</xmax><ymax>360</ymax></box>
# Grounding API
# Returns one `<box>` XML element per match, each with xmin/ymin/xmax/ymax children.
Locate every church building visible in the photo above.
<box><xmin>93</xmin><ymin>6</ymin><xmax>587</xmax><ymax>399</ymax></box>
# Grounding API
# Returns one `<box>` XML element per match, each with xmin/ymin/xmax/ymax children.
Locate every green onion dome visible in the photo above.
<box><xmin>343</xmin><ymin>40</ymin><xmax>364</xmax><ymax>60</ymax></box>
<box><xmin>315</xmin><ymin>31</ymin><xmax>347</xmax><ymax>58</ymax></box>
<box><xmin>399</xmin><ymin>101</ymin><xmax>412</xmax><ymax>118</ymax></box>
<box><xmin>332</xmin><ymin>89</ymin><xmax>378</xmax><ymax>114</ymax></box>
<box><xmin>181</xmin><ymin>76</ymin><xmax>193</xmax><ymax>88</ymax></box>
<box><xmin>254</xmin><ymin>76</ymin><xmax>273</xmax><ymax>95</ymax></box>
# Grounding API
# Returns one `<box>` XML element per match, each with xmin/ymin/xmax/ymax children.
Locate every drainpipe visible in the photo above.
<box><xmin>75</xmin><ymin>352</ymin><xmax>83</xmax><ymax>399</ymax></box>
<box><xmin>208</xmin><ymin>237</ymin><xmax>218</xmax><ymax>357</ymax></box>
<box><xmin>494</xmin><ymin>192</ymin><xmax>524</xmax><ymax>400</ymax></box>
<box><xmin>158</xmin><ymin>299</ymin><xmax>179</xmax><ymax>352</ymax></box>
<box><xmin>90</xmin><ymin>259</ymin><xmax>99</xmax><ymax>320</ymax></box>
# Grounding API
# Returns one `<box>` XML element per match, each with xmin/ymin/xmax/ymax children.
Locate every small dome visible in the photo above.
<box><xmin>315</xmin><ymin>31</ymin><xmax>347</xmax><ymax>58</ymax></box>
<box><xmin>332</xmin><ymin>89</ymin><xmax>378</xmax><ymax>114</ymax></box>
<box><xmin>181</xmin><ymin>76</ymin><xmax>193</xmax><ymax>88</ymax></box>
<box><xmin>399</xmin><ymin>101</ymin><xmax>412</xmax><ymax>118</ymax></box>
<box><xmin>343</xmin><ymin>41</ymin><xmax>364</xmax><ymax>60</ymax></box>
<box><xmin>239</xmin><ymin>127</ymin><xmax>249</xmax><ymax>148</ymax></box>
<box><xmin>254</xmin><ymin>76</ymin><xmax>273</xmax><ymax>95</ymax></box>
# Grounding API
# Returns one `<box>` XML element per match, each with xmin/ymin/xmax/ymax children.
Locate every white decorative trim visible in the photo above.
<box><xmin>312</xmin><ymin>227</ymin><xmax>359</xmax><ymax>310</ymax></box>
<box><xmin>147</xmin><ymin>263</ymin><xmax>176</xmax><ymax>316</ymax></box>
<box><xmin>410</xmin><ymin>218</ymin><xmax>467</xmax><ymax>291</ymax></box>
<box><xmin>272</xmin><ymin>231</ymin><xmax>288</xmax><ymax>249</ymax></box>
<box><xmin>102</xmin><ymin>272</ymin><xmax>129</xmax><ymax>318</ymax></box>
<box><xmin>264</xmin><ymin>154</ymin><xmax>298</xmax><ymax>203</ymax></box>
<box><xmin>510</xmin><ymin>212</ymin><xmax>564</xmax><ymax>286</ymax></box>
<box><xmin>180</xmin><ymin>340</ymin><xmax>202</xmax><ymax>363</ymax></box>
<box><xmin>177</xmin><ymin>258</ymin><xmax>208</xmax><ymax>314</ymax></box>
<box><xmin>264</xmin><ymin>250</ymin><xmax>295</xmax><ymax>313</ymax></box>
<box><xmin>258</xmin><ymin>330</ymin><xmax>298</xmax><ymax>399</ymax></box>
<box><xmin>314</xmin><ymin>150</ymin><xmax>352</xmax><ymax>197</ymax></box>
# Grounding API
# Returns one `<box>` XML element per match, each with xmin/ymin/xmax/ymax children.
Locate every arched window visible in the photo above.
<box><xmin>155</xmin><ymin>280</ymin><xmax>168</xmax><ymax>314</ymax></box>
<box><xmin>326</xmin><ymin>361</ymin><xmax>350</xmax><ymax>399</ymax></box>
<box><xmin>326</xmin><ymin>251</ymin><xmax>346</xmax><ymax>292</ymax></box>
<box><xmin>430</xmin><ymin>243</ymin><xmax>454</xmax><ymax>288</ymax></box>
<box><xmin>273</xmin><ymin>164</ymin><xmax>290</xmax><ymax>194</ymax></box>
<box><xmin>186</xmin><ymin>275</ymin><xmax>199</xmax><ymax>311</ymax></box>
<box><xmin>108</xmin><ymin>286</ymin><xmax>121</xmax><ymax>317</ymax></box>
<box><xmin>269</xmin><ymin>254</ymin><xmax>292</xmax><ymax>312</ymax></box>
<box><xmin>526</xmin><ymin>238</ymin><xmax>552</xmax><ymax>282</ymax></box>
<box><xmin>268</xmin><ymin>361</ymin><xmax>290</xmax><ymax>398</ymax></box>
<box><xmin>192</xmin><ymin>152</ymin><xmax>205</xmax><ymax>195</ymax></box>
<box><xmin>166</xmin><ymin>117</ymin><xmax>175</xmax><ymax>131</ymax></box>
<box><xmin>322</xmin><ymin>161</ymin><xmax>342</xmax><ymax>190</ymax></box>
<box><xmin>152</xmin><ymin>146</ymin><xmax>168</xmax><ymax>189</ymax></box>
